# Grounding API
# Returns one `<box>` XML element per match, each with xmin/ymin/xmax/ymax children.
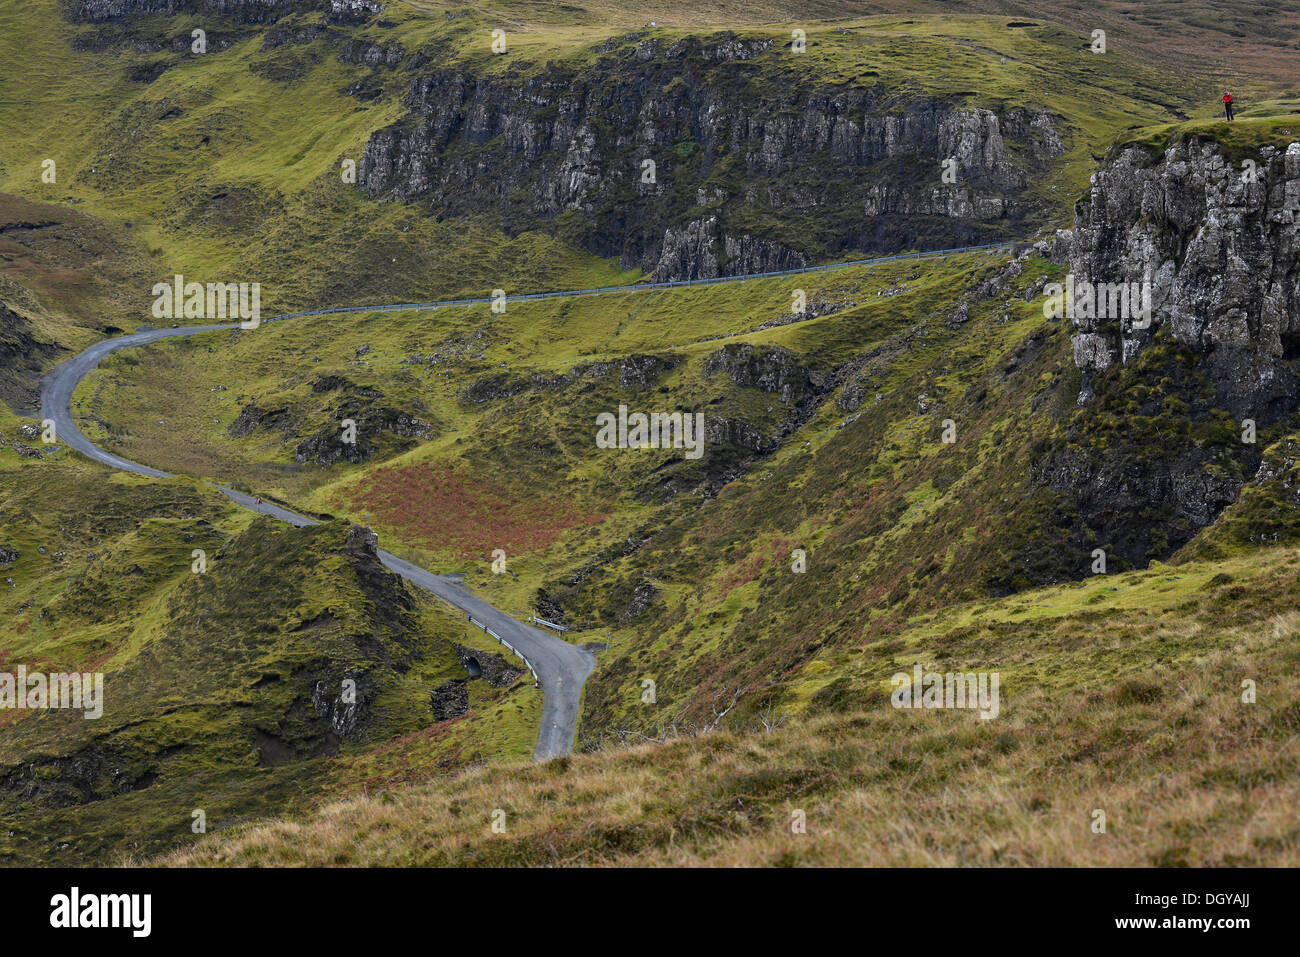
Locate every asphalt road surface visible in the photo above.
<box><xmin>39</xmin><ymin>321</ymin><xmax>594</xmax><ymax>760</ymax></box>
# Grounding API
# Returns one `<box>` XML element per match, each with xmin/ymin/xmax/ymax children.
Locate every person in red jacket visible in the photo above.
<box><xmin>1223</xmin><ymin>91</ymin><xmax>1234</xmax><ymax>121</ymax></box>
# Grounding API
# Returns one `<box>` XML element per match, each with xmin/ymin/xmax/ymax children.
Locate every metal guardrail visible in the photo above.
<box><xmin>529</xmin><ymin>614</ymin><xmax>567</xmax><ymax>633</ymax></box>
<box><xmin>467</xmin><ymin>614</ymin><xmax>540</xmax><ymax>685</ymax></box>
<box><xmin>258</xmin><ymin>241</ymin><xmax>1019</xmax><ymax>326</ymax></box>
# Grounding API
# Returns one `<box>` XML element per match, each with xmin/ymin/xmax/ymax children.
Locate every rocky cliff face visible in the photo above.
<box><xmin>359</xmin><ymin>33</ymin><xmax>1064</xmax><ymax>279</ymax></box>
<box><xmin>704</xmin><ymin>343</ymin><xmax>811</xmax><ymax>403</ymax></box>
<box><xmin>1038</xmin><ymin>135</ymin><xmax>1300</xmax><ymax>569</ymax></box>
<box><xmin>0</xmin><ymin>302</ymin><xmax>55</xmax><ymax>412</ymax></box>
<box><xmin>1069</xmin><ymin>138</ymin><xmax>1300</xmax><ymax>413</ymax></box>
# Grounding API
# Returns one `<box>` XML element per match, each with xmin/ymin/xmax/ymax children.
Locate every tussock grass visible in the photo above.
<box><xmin>5</xmin><ymin>0</ymin><xmax>1299</xmax><ymax>868</ymax></box>
<box><xmin>0</xmin><ymin>409</ymin><xmax>543</xmax><ymax>865</ymax></box>
<box><xmin>152</xmin><ymin>558</ymin><xmax>1300</xmax><ymax>866</ymax></box>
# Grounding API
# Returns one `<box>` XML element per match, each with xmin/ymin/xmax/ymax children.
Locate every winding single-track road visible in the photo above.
<box><xmin>40</xmin><ymin>322</ymin><xmax>594</xmax><ymax>761</ymax></box>
<box><xmin>36</xmin><ymin>241</ymin><xmax>1016</xmax><ymax>760</ymax></box>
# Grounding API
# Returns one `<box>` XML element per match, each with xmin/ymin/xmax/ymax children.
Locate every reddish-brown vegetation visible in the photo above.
<box><xmin>337</xmin><ymin>461</ymin><xmax>608</xmax><ymax>555</ymax></box>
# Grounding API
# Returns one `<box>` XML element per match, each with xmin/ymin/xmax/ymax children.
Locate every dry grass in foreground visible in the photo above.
<box><xmin>149</xmin><ymin>606</ymin><xmax>1300</xmax><ymax>866</ymax></box>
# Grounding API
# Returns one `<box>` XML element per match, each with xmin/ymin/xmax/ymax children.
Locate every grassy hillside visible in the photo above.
<box><xmin>403</xmin><ymin>0</ymin><xmax>1300</xmax><ymax>85</ymax></box>
<box><xmin>62</xmin><ymin>112</ymin><xmax>1300</xmax><ymax>760</ymax></box>
<box><xmin>2</xmin><ymin>0</ymin><xmax>1297</xmax><ymax>869</ymax></box>
<box><xmin>70</xmin><ymin>247</ymin><xmax>1016</xmax><ymax>612</ymax></box>
<box><xmin>0</xmin><ymin>0</ymin><xmax>639</xmax><ymax>326</ymax></box>
<box><xmin>1112</xmin><ymin>107</ymin><xmax>1300</xmax><ymax>164</ymax></box>
<box><xmin>0</xmin><ymin>404</ymin><xmax>542</xmax><ymax>865</ymax></box>
<box><xmin>81</xmin><ymin>217</ymin><xmax>1300</xmax><ymax>765</ymax></box>
<box><xmin>152</xmin><ymin>539</ymin><xmax>1300</xmax><ymax>867</ymax></box>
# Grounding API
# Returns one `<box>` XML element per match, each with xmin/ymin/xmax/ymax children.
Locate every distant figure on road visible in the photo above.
<box><xmin>1223</xmin><ymin>91</ymin><xmax>1234</xmax><ymax>121</ymax></box>
<box><xmin>256</xmin><ymin>497</ymin><xmax>262</xmax><ymax>506</ymax></box>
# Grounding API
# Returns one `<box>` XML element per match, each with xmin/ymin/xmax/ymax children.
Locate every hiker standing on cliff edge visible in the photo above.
<box><xmin>1223</xmin><ymin>91</ymin><xmax>1235</xmax><ymax>121</ymax></box>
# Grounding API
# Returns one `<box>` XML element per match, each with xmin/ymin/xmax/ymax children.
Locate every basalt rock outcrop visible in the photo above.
<box><xmin>293</xmin><ymin>406</ymin><xmax>435</xmax><ymax>467</ymax></box>
<box><xmin>650</xmin><ymin>216</ymin><xmax>808</xmax><ymax>281</ymax></box>
<box><xmin>359</xmin><ymin>33</ymin><xmax>1064</xmax><ymax>280</ymax></box>
<box><xmin>704</xmin><ymin>343</ymin><xmax>811</xmax><ymax>404</ymax></box>
<box><xmin>1037</xmin><ymin>135</ymin><xmax>1300</xmax><ymax>568</ymax></box>
<box><xmin>227</xmin><ymin>381</ymin><xmax>434</xmax><ymax>467</ymax></box>
<box><xmin>460</xmin><ymin>353</ymin><xmax>681</xmax><ymax>405</ymax></box>
<box><xmin>0</xmin><ymin>302</ymin><xmax>56</xmax><ymax>411</ymax></box>
<box><xmin>1068</xmin><ymin>138</ymin><xmax>1300</xmax><ymax>413</ymax></box>
<box><xmin>228</xmin><ymin>402</ymin><xmax>292</xmax><ymax>438</ymax></box>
